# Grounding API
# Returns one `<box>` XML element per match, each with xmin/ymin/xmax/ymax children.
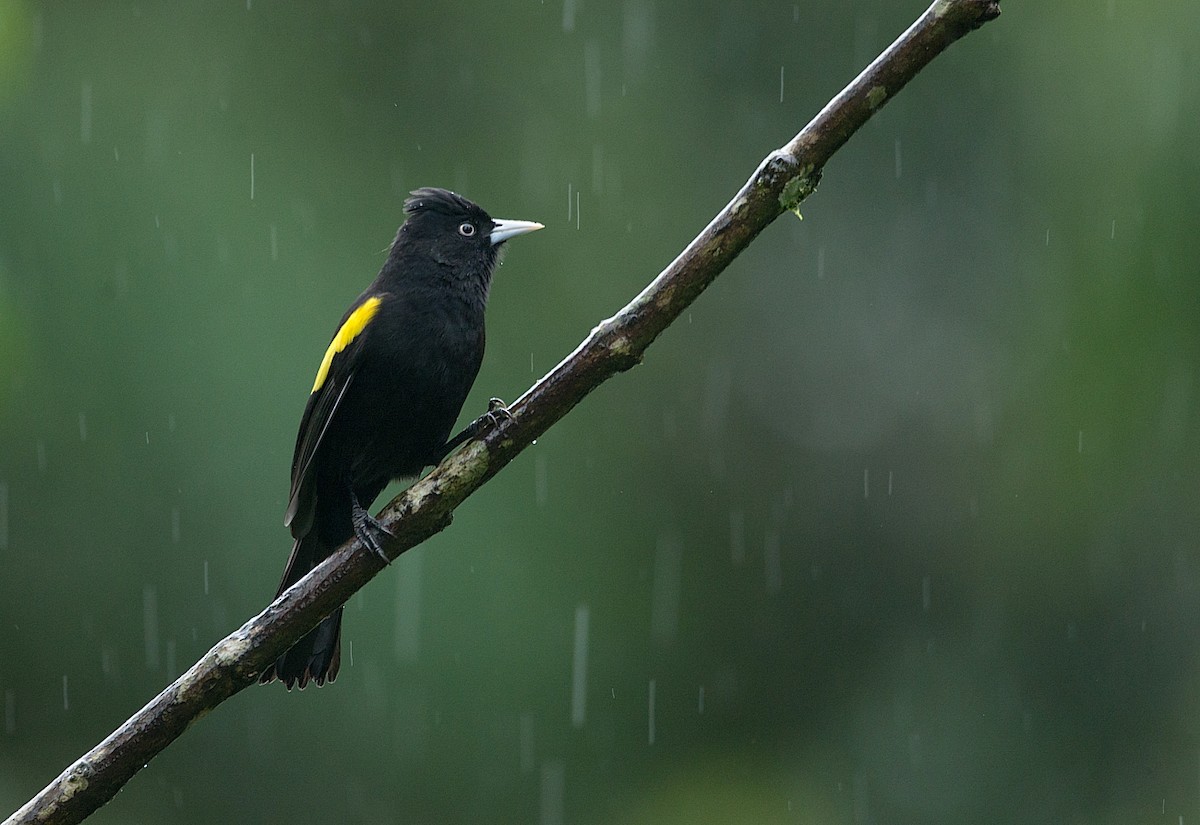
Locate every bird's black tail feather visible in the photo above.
<box><xmin>259</xmin><ymin>534</ymin><xmax>343</xmax><ymax>689</ymax></box>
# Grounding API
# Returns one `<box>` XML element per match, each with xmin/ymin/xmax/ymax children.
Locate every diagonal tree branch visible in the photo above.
<box><xmin>5</xmin><ymin>2</ymin><xmax>1000</xmax><ymax>822</ymax></box>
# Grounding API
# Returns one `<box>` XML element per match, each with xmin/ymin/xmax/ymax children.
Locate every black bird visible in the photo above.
<box><xmin>261</xmin><ymin>188</ymin><xmax>543</xmax><ymax>689</ymax></box>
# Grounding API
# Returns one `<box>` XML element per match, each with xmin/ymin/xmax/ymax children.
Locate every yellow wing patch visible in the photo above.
<box><xmin>311</xmin><ymin>296</ymin><xmax>382</xmax><ymax>393</ymax></box>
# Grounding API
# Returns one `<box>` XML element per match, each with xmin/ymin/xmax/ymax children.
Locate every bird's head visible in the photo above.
<box><xmin>397</xmin><ymin>187</ymin><xmax>543</xmax><ymax>279</ymax></box>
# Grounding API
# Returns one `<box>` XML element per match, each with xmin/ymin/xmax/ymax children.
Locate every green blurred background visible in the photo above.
<box><xmin>2</xmin><ymin>1</ymin><xmax>1199</xmax><ymax>823</ymax></box>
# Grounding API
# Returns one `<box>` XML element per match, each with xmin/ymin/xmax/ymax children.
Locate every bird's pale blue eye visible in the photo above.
<box><xmin>458</xmin><ymin>222</ymin><xmax>476</xmax><ymax>237</ymax></box>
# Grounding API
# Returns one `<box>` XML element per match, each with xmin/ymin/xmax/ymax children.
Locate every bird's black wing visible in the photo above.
<box><xmin>284</xmin><ymin>292</ymin><xmax>387</xmax><ymax>534</ymax></box>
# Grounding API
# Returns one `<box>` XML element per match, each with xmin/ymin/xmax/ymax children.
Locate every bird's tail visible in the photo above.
<box><xmin>259</xmin><ymin>533</ymin><xmax>343</xmax><ymax>690</ymax></box>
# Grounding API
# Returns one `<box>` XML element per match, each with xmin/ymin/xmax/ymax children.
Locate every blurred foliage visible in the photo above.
<box><xmin>2</xmin><ymin>1</ymin><xmax>1200</xmax><ymax>823</ymax></box>
<box><xmin>0</xmin><ymin>0</ymin><xmax>36</xmax><ymax>107</ymax></box>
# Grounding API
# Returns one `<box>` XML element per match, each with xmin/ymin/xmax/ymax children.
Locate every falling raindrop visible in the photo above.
<box><xmin>592</xmin><ymin>143</ymin><xmax>604</xmax><ymax>193</ymax></box>
<box><xmin>887</xmin><ymin>470</ymin><xmax>894</xmax><ymax>496</ymax></box>
<box><xmin>570</xmin><ymin>603</ymin><xmax>590</xmax><ymax>727</ymax></box>
<box><xmin>620</xmin><ymin>0</ymin><xmax>654</xmax><ymax>80</ymax></box>
<box><xmin>270</xmin><ymin>224</ymin><xmax>279</xmax><ymax>260</ymax></box>
<box><xmin>647</xmin><ymin>679</ymin><xmax>657</xmax><ymax>745</ymax></box>
<box><xmin>80</xmin><ymin>81</ymin><xmax>92</xmax><ymax>144</ymax></box>
<box><xmin>535</xmin><ymin>453</ymin><xmax>548</xmax><ymax>506</ymax></box>
<box><xmin>702</xmin><ymin>361</ymin><xmax>732</xmax><ymax>433</ymax></box>
<box><xmin>203</xmin><ymin>560</ymin><xmax>209</xmax><ymax>595</ymax></box>
<box><xmin>250</xmin><ymin>153</ymin><xmax>255</xmax><ymax>200</ymax></box>
<box><xmin>540</xmin><ymin>761</ymin><xmax>565</xmax><ymax>825</ymax></box>
<box><xmin>863</xmin><ymin>468</ymin><xmax>870</xmax><ymax>499</ymax></box>
<box><xmin>1077</xmin><ymin>430</ymin><xmax>1083</xmax><ymax>454</ymax></box>
<box><xmin>78</xmin><ymin>412</ymin><xmax>88</xmax><ymax>441</ymax></box>
<box><xmin>764</xmin><ymin>529</ymin><xmax>782</xmax><ymax>594</ymax></box>
<box><xmin>697</xmin><ymin>685</ymin><xmax>705</xmax><ymax>715</ymax></box>
<box><xmin>393</xmin><ymin>552</ymin><xmax>422</xmax><ymax>662</ymax></box>
<box><xmin>0</xmin><ymin>481</ymin><xmax>8</xmax><ymax>550</ymax></box>
<box><xmin>562</xmin><ymin>0</ymin><xmax>576</xmax><ymax>32</ymax></box>
<box><xmin>62</xmin><ymin>675</ymin><xmax>69</xmax><ymax>711</ymax></box>
<box><xmin>650</xmin><ymin>535</ymin><xmax>682</xmax><ymax>644</ymax></box>
<box><xmin>584</xmin><ymin>40</ymin><xmax>602</xmax><ymax>119</ymax></box>
<box><xmin>729</xmin><ymin>508</ymin><xmax>745</xmax><ymax>565</ymax></box>
<box><xmin>519</xmin><ymin>714</ymin><xmax>535</xmax><ymax>774</ymax></box>
<box><xmin>779</xmin><ymin>65</ymin><xmax>785</xmax><ymax>103</ymax></box>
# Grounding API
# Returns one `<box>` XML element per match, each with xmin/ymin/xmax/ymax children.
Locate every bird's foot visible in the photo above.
<box><xmin>432</xmin><ymin>399</ymin><xmax>515</xmax><ymax>464</ymax></box>
<box><xmin>482</xmin><ymin>397</ymin><xmax>513</xmax><ymax>428</ymax></box>
<box><xmin>352</xmin><ymin>495</ymin><xmax>393</xmax><ymax>565</ymax></box>
<box><xmin>461</xmin><ymin>397</ymin><xmax>513</xmax><ymax>441</ymax></box>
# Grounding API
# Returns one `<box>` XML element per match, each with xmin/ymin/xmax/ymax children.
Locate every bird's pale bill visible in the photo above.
<box><xmin>489</xmin><ymin>219</ymin><xmax>544</xmax><ymax>245</ymax></box>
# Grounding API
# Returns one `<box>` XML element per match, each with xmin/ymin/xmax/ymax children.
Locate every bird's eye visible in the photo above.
<box><xmin>458</xmin><ymin>222</ymin><xmax>476</xmax><ymax>237</ymax></box>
